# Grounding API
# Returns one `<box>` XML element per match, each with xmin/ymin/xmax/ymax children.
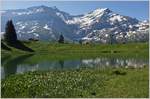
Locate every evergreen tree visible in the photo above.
<box><xmin>58</xmin><ymin>34</ymin><xmax>64</xmax><ymax>43</ymax></box>
<box><xmin>4</xmin><ymin>20</ymin><xmax>17</xmax><ymax>45</ymax></box>
<box><xmin>79</xmin><ymin>39</ymin><xmax>82</xmax><ymax>45</ymax></box>
<box><xmin>109</xmin><ymin>33</ymin><xmax>114</xmax><ymax>44</ymax></box>
<box><xmin>122</xmin><ymin>32</ymin><xmax>127</xmax><ymax>44</ymax></box>
<box><xmin>109</xmin><ymin>33</ymin><xmax>116</xmax><ymax>44</ymax></box>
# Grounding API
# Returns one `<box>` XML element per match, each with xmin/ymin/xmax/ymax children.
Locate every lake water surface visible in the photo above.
<box><xmin>1</xmin><ymin>54</ymin><xmax>148</xmax><ymax>79</ymax></box>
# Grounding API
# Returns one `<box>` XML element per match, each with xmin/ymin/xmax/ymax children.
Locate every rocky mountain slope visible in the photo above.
<box><xmin>1</xmin><ymin>5</ymin><xmax>149</xmax><ymax>43</ymax></box>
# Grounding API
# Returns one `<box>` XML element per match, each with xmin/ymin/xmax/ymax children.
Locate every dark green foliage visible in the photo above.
<box><xmin>3</xmin><ymin>20</ymin><xmax>34</xmax><ymax>52</ymax></box>
<box><xmin>109</xmin><ymin>33</ymin><xmax>116</xmax><ymax>44</ymax></box>
<box><xmin>122</xmin><ymin>32</ymin><xmax>127</xmax><ymax>44</ymax></box>
<box><xmin>4</xmin><ymin>20</ymin><xmax>17</xmax><ymax>45</ymax></box>
<box><xmin>58</xmin><ymin>34</ymin><xmax>64</xmax><ymax>43</ymax></box>
<box><xmin>79</xmin><ymin>40</ymin><xmax>82</xmax><ymax>45</ymax></box>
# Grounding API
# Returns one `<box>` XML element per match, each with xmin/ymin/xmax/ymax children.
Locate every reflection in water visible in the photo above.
<box><xmin>1</xmin><ymin>54</ymin><xmax>33</xmax><ymax>79</ymax></box>
<box><xmin>1</xmin><ymin>54</ymin><xmax>148</xmax><ymax>79</ymax></box>
<box><xmin>59</xmin><ymin>60</ymin><xmax>64</xmax><ymax>69</ymax></box>
<box><xmin>81</xmin><ymin>57</ymin><xmax>148</xmax><ymax>68</ymax></box>
<box><xmin>1</xmin><ymin>55</ymin><xmax>10</xmax><ymax>65</ymax></box>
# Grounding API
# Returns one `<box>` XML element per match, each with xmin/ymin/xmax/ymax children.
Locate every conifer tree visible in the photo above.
<box><xmin>58</xmin><ymin>34</ymin><xmax>64</xmax><ymax>43</ymax></box>
<box><xmin>4</xmin><ymin>20</ymin><xmax>17</xmax><ymax>45</ymax></box>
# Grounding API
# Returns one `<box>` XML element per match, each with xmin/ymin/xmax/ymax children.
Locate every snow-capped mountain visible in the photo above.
<box><xmin>1</xmin><ymin>5</ymin><xmax>74</xmax><ymax>41</ymax></box>
<box><xmin>1</xmin><ymin>5</ymin><xmax>149</xmax><ymax>43</ymax></box>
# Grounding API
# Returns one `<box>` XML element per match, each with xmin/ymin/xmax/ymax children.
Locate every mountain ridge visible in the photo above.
<box><xmin>1</xmin><ymin>5</ymin><xmax>149</xmax><ymax>43</ymax></box>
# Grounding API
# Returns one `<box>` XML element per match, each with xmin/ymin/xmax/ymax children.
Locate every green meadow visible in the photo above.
<box><xmin>2</xmin><ymin>41</ymin><xmax>148</xmax><ymax>57</ymax></box>
<box><xmin>1</xmin><ymin>66</ymin><xmax>149</xmax><ymax>98</ymax></box>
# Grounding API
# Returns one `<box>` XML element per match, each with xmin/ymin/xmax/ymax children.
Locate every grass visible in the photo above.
<box><xmin>1</xmin><ymin>66</ymin><xmax>149</xmax><ymax>98</ymax></box>
<box><xmin>1</xmin><ymin>41</ymin><xmax>149</xmax><ymax>59</ymax></box>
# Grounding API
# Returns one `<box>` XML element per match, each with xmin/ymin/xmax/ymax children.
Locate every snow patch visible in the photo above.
<box><xmin>20</xmin><ymin>25</ymin><xmax>25</xmax><ymax>29</ymax></box>
<box><xmin>43</xmin><ymin>24</ymin><xmax>50</xmax><ymax>30</ymax></box>
<box><xmin>110</xmin><ymin>15</ymin><xmax>126</xmax><ymax>22</ymax></box>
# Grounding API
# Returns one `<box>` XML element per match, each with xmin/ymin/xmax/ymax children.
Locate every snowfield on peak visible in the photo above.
<box><xmin>66</xmin><ymin>8</ymin><xmax>112</xmax><ymax>28</ymax></box>
<box><xmin>1</xmin><ymin>5</ymin><xmax>149</xmax><ymax>43</ymax></box>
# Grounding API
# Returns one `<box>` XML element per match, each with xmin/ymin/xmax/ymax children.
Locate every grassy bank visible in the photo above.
<box><xmin>2</xmin><ymin>41</ymin><xmax>149</xmax><ymax>59</ymax></box>
<box><xmin>1</xmin><ymin>66</ymin><xmax>149</xmax><ymax>98</ymax></box>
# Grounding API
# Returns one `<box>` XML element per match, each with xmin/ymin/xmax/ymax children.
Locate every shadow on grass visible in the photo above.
<box><xmin>1</xmin><ymin>42</ymin><xmax>11</xmax><ymax>51</ymax></box>
<box><xmin>9</xmin><ymin>40</ymin><xmax>34</xmax><ymax>52</ymax></box>
<box><xmin>112</xmin><ymin>70</ymin><xmax>126</xmax><ymax>75</ymax></box>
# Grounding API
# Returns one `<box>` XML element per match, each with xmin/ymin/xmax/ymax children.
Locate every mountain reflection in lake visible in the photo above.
<box><xmin>1</xmin><ymin>54</ymin><xmax>148</xmax><ymax>79</ymax></box>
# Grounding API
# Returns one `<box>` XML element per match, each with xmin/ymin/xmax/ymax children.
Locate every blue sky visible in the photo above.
<box><xmin>1</xmin><ymin>1</ymin><xmax>149</xmax><ymax>20</ymax></box>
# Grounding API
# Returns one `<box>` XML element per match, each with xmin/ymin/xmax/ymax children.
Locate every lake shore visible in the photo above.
<box><xmin>1</xmin><ymin>42</ymin><xmax>149</xmax><ymax>98</ymax></box>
